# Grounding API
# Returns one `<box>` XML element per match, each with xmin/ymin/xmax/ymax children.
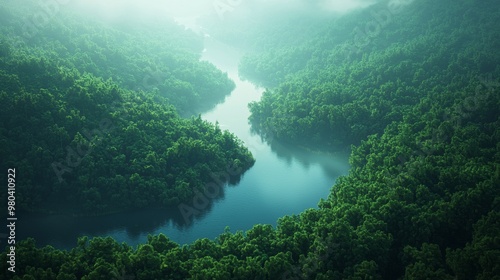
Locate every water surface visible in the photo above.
<box><xmin>16</xmin><ymin>37</ymin><xmax>350</xmax><ymax>250</ymax></box>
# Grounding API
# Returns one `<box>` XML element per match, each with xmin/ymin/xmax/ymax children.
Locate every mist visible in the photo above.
<box><xmin>63</xmin><ymin>0</ymin><xmax>385</xmax><ymax>25</ymax></box>
<box><xmin>2</xmin><ymin>0</ymin><xmax>498</xmax><ymax>277</ymax></box>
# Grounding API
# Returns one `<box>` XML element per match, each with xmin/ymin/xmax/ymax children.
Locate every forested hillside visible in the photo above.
<box><xmin>243</xmin><ymin>0</ymin><xmax>500</xmax><ymax>148</ymax></box>
<box><xmin>0</xmin><ymin>2</ymin><xmax>235</xmax><ymax>116</ymax></box>
<box><xmin>0</xmin><ymin>5</ymin><xmax>254</xmax><ymax>215</ymax></box>
<box><xmin>2</xmin><ymin>0</ymin><xmax>499</xmax><ymax>279</ymax></box>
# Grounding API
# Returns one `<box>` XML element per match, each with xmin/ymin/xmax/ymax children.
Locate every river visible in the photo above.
<box><xmin>15</xmin><ymin>36</ymin><xmax>350</xmax><ymax>250</ymax></box>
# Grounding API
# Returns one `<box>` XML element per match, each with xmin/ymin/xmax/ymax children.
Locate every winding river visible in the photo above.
<box><xmin>16</xmin><ymin>36</ymin><xmax>350</xmax><ymax>250</ymax></box>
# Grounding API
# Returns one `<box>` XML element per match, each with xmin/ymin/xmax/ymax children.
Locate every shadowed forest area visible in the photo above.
<box><xmin>1</xmin><ymin>0</ymin><xmax>499</xmax><ymax>279</ymax></box>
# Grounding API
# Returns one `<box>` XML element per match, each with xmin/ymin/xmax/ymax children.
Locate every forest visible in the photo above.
<box><xmin>0</xmin><ymin>3</ymin><xmax>254</xmax><ymax>216</ymax></box>
<box><xmin>1</xmin><ymin>0</ymin><xmax>499</xmax><ymax>279</ymax></box>
<box><xmin>241</xmin><ymin>0</ymin><xmax>500</xmax><ymax>149</ymax></box>
<box><xmin>1</xmin><ymin>2</ymin><xmax>236</xmax><ymax>116</ymax></box>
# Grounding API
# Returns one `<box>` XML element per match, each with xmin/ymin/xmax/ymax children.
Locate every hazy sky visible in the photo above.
<box><xmin>70</xmin><ymin>0</ymin><xmax>379</xmax><ymax>20</ymax></box>
<box><xmin>320</xmin><ymin>0</ymin><xmax>377</xmax><ymax>12</ymax></box>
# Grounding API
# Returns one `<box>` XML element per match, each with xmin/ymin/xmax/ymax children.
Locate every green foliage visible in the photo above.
<box><xmin>0</xmin><ymin>3</ymin><xmax>234</xmax><ymax>116</ymax></box>
<box><xmin>0</xmin><ymin>8</ymin><xmax>254</xmax><ymax>216</ymax></box>
<box><xmin>1</xmin><ymin>0</ymin><xmax>499</xmax><ymax>279</ymax></box>
<box><xmin>244</xmin><ymin>0</ymin><xmax>500</xmax><ymax>149</ymax></box>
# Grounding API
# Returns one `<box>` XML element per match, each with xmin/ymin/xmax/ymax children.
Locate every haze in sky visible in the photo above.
<box><xmin>70</xmin><ymin>0</ymin><xmax>381</xmax><ymax>20</ymax></box>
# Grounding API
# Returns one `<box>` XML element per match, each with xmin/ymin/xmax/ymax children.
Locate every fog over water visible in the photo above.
<box><xmin>3</xmin><ymin>0</ymin><xmax>498</xmax><ymax>277</ymax></box>
<box><xmin>5</xmin><ymin>0</ymin><xmax>410</xmax><ymax>251</ymax></box>
<box><xmin>16</xmin><ymin>35</ymin><xmax>350</xmax><ymax>250</ymax></box>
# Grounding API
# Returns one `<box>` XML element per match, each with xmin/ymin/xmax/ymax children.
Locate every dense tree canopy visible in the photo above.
<box><xmin>0</xmin><ymin>4</ymin><xmax>254</xmax><ymax>216</ymax></box>
<box><xmin>243</xmin><ymin>0</ymin><xmax>500</xmax><ymax>149</ymax></box>
<box><xmin>1</xmin><ymin>1</ymin><xmax>235</xmax><ymax>116</ymax></box>
<box><xmin>1</xmin><ymin>0</ymin><xmax>499</xmax><ymax>279</ymax></box>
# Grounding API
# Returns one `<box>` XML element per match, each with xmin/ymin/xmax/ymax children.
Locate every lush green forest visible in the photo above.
<box><xmin>0</xmin><ymin>2</ymin><xmax>235</xmax><ymax>116</ymax></box>
<box><xmin>243</xmin><ymin>0</ymin><xmax>500</xmax><ymax>148</ymax></box>
<box><xmin>0</xmin><ymin>4</ymin><xmax>254</xmax><ymax>215</ymax></box>
<box><xmin>2</xmin><ymin>0</ymin><xmax>499</xmax><ymax>279</ymax></box>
